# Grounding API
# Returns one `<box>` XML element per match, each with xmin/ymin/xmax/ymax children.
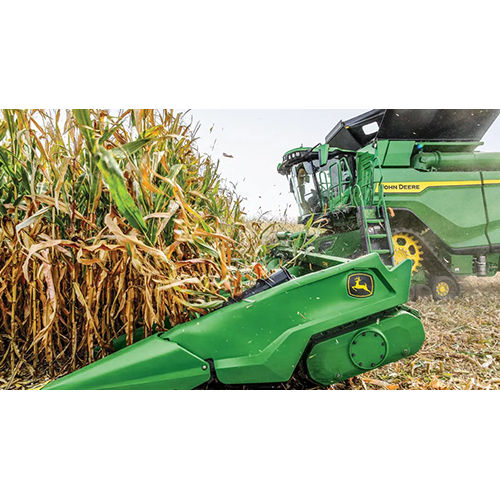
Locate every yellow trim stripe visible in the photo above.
<box><xmin>377</xmin><ymin>180</ymin><xmax>500</xmax><ymax>194</ymax></box>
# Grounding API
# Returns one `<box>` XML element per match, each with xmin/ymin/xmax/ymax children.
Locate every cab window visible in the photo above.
<box><xmin>340</xmin><ymin>158</ymin><xmax>351</xmax><ymax>191</ymax></box>
<box><xmin>294</xmin><ymin>164</ymin><xmax>320</xmax><ymax>215</ymax></box>
<box><xmin>330</xmin><ymin>161</ymin><xmax>340</xmax><ymax>197</ymax></box>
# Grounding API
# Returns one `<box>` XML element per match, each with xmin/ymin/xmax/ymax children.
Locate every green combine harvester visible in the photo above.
<box><xmin>46</xmin><ymin>108</ymin><xmax>499</xmax><ymax>390</ymax></box>
<box><xmin>276</xmin><ymin>109</ymin><xmax>500</xmax><ymax>300</ymax></box>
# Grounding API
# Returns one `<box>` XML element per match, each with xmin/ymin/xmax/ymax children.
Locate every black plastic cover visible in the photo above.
<box><xmin>238</xmin><ymin>268</ymin><xmax>294</xmax><ymax>300</ymax></box>
<box><xmin>222</xmin><ymin>268</ymin><xmax>294</xmax><ymax>307</ymax></box>
<box><xmin>326</xmin><ymin>109</ymin><xmax>499</xmax><ymax>151</ymax></box>
<box><xmin>377</xmin><ymin>109</ymin><xmax>499</xmax><ymax>141</ymax></box>
<box><xmin>325</xmin><ymin>109</ymin><xmax>385</xmax><ymax>150</ymax></box>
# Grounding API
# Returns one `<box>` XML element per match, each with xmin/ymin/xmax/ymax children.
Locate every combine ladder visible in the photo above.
<box><xmin>355</xmin><ymin>158</ymin><xmax>395</xmax><ymax>267</ymax></box>
<box><xmin>357</xmin><ymin>204</ymin><xmax>394</xmax><ymax>266</ymax></box>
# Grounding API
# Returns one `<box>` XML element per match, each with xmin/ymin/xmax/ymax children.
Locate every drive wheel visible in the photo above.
<box><xmin>430</xmin><ymin>275</ymin><xmax>459</xmax><ymax>301</ymax></box>
<box><xmin>392</xmin><ymin>231</ymin><xmax>423</xmax><ymax>274</ymax></box>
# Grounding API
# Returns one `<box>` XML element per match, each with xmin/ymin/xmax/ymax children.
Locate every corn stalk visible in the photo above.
<box><xmin>0</xmin><ymin>109</ymin><xmax>265</xmax><ymax>385</ymax></box>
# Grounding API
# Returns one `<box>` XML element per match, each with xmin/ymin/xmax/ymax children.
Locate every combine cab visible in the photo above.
<box><xmin>277</xmin><ymin>109</ymin><xmax>500</xmax><ymax>300</ymax></box>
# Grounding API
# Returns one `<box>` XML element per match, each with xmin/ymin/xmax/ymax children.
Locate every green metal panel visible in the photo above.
<box><xmin>313</xmin><ymin>231</ymin><xmax>361</xmax><ymax>259</ymax></box>
<box><xmin>382</xmin><ymin>140</ymin><xmax>414</xmax><ymax>167</ymax></box>
<box><xmin>380</xmin><ymin>168</ymin><xmax>490</xmax><ymax>248</ymax></box>
<box><xmin>376</xmin><ymin>140</ymin><xmax>389</xmax><ymax>164</ymax></box>
<box><xmin>482</xmin><ymin>171</ymin><xmax>500</xmax><ymax>247</ymax></box>
<box><xmin>450</xmin><ymin>254</ymin><xmax>474</xmax><ymax>275</ymax></box>
<box><xmin>44</xmin><ymin>335</ymin><xmax>210</xmax><ymax>390</ymax></box>
<box><xmin>168</xmin><ymin>254</ymin><xmax>413</xmax><ymax>385</ymax></box>
<box><xmin>307</xmin><ymin>309</ymin><xmax>425</xmax><ymax>385</ymax></box>
<box><xmin>319</xmin><ymin>143</ymin><xmax>329</xmax><ymax>166</ymax></box>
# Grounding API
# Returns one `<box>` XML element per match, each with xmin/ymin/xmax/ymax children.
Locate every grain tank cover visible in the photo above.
<box><xmin>326</xmin><ymin>109</ymin><xmax>500</xmax><ymax>150</ymax></box>
<box><xmin>325</xmin><ymin>109</ymin><xmax>385</xmax><ymax>150</ymax></box>
<box><xmin>377</xmin><ymin>109</ymin><xmax>500</xmax><ymax>141</ymax></box>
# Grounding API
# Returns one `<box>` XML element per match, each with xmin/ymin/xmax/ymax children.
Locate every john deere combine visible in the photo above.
<box><xmin>49</xmin><ymin>108</ymin><xmax>500</xmax><ymax>390</ymax></box>
<box><xmin>276</xmin><ymin>109</ymin><xmax>500</xmax><ymax>300</ymax></box>
<box><xmin>44</xmin><ymin>113</ymin><xmax>437</xmax><ymax>390</ymax></box>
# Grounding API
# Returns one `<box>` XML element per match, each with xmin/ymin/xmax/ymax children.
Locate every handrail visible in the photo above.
<box><xmin>374</xmin><ymin>156</ymin><xmax>385</xmax><ymax>207</ymax></box>
<box><xmin>372</xmin><ymin>158</ymin><xmax>395</xmax><ymax>260</ymax></box>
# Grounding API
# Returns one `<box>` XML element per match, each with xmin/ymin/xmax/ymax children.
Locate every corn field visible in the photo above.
<box><xmin>0</xmin><ymin>109</ymin><xmax>271</xmax><ymax>387</ymax></box>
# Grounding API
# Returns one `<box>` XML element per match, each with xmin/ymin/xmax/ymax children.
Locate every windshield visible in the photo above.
<box><xmin>290</xmin><ymin>157</ymin><xmax>349</xmax><ymax>216</ymax></box>
<box><xmin>290</xmin><ymin>162</ymin><xmax>321</xmax><ymax>216</ymax></box>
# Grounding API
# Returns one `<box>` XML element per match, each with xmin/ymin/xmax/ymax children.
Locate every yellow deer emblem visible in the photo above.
<box><xmin>352</xmin><ymin>277</ymin><xmax>371</xmax><ymax>293</ymax></box>
<box><xmin>348</xmin><ymin>273</ymin><xmax>374</xmax><ymax>297</ymax></box>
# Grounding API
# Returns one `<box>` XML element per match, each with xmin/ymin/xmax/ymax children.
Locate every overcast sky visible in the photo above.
<box><xmin>184</xmin><ymin>110</ymin><xmax>500</xmax><ymax>220</ymax></box>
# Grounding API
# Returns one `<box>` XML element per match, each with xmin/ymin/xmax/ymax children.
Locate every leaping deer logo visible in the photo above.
<box><xmin>352</xmin><ymin>277</ymin><xmax>370</xmax><ymax>293</ymax></box>
<box><xmin>348</xmin><ymin>274</ymin><xmax>373</xmax><ymax>297</ymax></box>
